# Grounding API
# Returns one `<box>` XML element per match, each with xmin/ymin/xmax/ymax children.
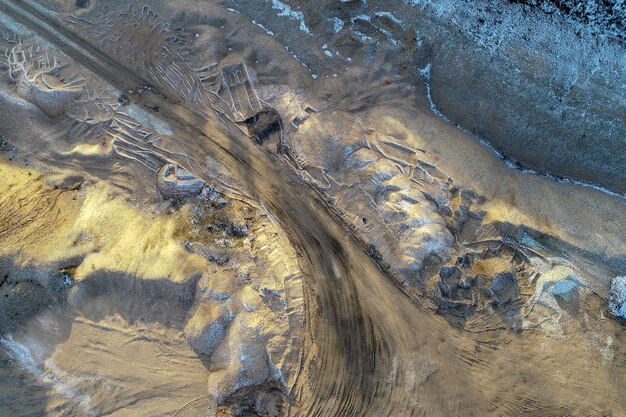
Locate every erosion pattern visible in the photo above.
<box><xmin>223</xmin><ymin>0</ymin><xmax>626</xmax><ymax>194</ymax></box>
<box><xmin>59</xmin><ymin>0</ymin><xmax>603</xmax><ymax>334</ymax></box>
<box><xmin>0</xmin><ymin>11</ymin><xmax>305</xmax><ymax>416</ymax></box>
<box><xmin>0</xmin><ymin>1</ymin><xmax>625</xmax><ymax>417</ymax></box>
<box><xmin>68</xmin><ymin>4</ymin><xmax>261</xmax><ymax>132</ymax></box>
<box><xmin>264</xmin><ymin>81</ymin><xmax>621</xmax><ymax>333</ymax></box>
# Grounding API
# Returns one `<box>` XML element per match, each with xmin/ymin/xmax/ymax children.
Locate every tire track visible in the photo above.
<box><xmin>0</xmin><ymin>2</ymin><xmax>439</xmax><ymax>415</ymax></box>
<box><xmin>1</xmin><ymin>2</ymin><xmax>624</xmax><ymax>416</ymax></box>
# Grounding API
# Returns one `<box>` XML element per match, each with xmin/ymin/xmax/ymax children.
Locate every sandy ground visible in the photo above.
<box><xmin>0</xmin><ymin>157</ymin><xmax>304</xmax><ymax>416</ymax></box>
<box><xmin>0</xmin><ymin>1</ymin><xmax>624</xmax><ymax>416</ymax></box>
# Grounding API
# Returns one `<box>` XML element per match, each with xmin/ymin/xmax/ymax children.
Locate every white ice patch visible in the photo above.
<box><xmin>353</xmin><ymin>30</ymin><xmax>372</xmax><ymax>42</ymax></box>
<box><xmin>252</xmin><ymin>20</ymin><xmax>275</xmax><ymax>36</ymax></box>
<box><xmin>283</xmin><ymin>44</ymin><xmax>312</xmax><ymax>73</ymax></box>
<box><xmin>332</xmin><ymin>17</ymin><xmax>344</xmax><ymax>33</ymax></box>
<box><xmin>352</xmin><ymin>14</ymin><xmax>372</xmax><ymax>23</ymax></box>
<box><xmin>374</xmin><ymin>11</ymin><xmax>403</xmax><ymax>26</ymax></box>
<box><xmin>271</xmin><ymin>0</ymin><xmax>310</xmax><ymax>34</ymax></box>
<box><xmin>0</xmin><ymin>335</ymin><xmax>36</xmax><ymax>367</ymax></box>
<box><xmin>419</xmin><ymin>63</ymin><xmax>447</xmax><ymax>120</ymax></box>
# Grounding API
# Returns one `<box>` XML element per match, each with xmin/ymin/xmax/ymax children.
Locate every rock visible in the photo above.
<box><xmin>260</xmin><ymin>288</ymin><xmax>286</xmax><ymax>311</ymax></box>
<box><xmin>245</xmin><ymin>109</ymin><xmax>282</xmax><ymax>144</ymax></box>
<box><xmin>455</xmin><ymin>253</ymin><xmax>474</xmax><ymax>268</ymax></box>
<box><xmin>0</xmin><ymin>136</ymin><xmax>15</xmax><ymax>153</ymax></box>
<box><xmin>608</xmin><ymin>276</ymin><xmax>626</xmax><ymax>320</ymax></box>
<box><xmin>185</xmin><ymin>242</ymin><xmax>229</xmax><ymax>265</ymax></box>
<box><xmin>156</xmin><ymin>164</ymin><xmax>204</xmax><ymax>199</ymax></box>
<box><xmin>255</xmin><ymin>391</ymin><xmax>285</xmax><ymax>416</ymax></box>
<box><xmin>210</xmin><ymin>55</ymin><xmax>262</xmax><ymax>122</ymax></box>
<box><xmin>437</xmin><ymin>298</ymin><xmax>474</xmax><ymax>320</ymax></box>
<box><xmin>435</xmin><ymin>265</ymin><xmax>476</xmax><ymax>324</ymax></box>
<box><xmin>184</xmin><ymin>301</ymin><xmax>234</xmax><ymax>357</ymax></box>
<box><xmin>551</xmin><ymin>279</ymin><xmax>579</xmax><ymax>303</ymax></box>
<box><xmin>117</xmin><ymin>94</ymin><xmax>129</xmax><ymax>106</ymax></box>
<box><xmin>437</xmin><ymin>266</ymin><xmax>462</xmax><ymax>297</ymax></box>
<box><xmin>490</xmin><ymin>272</ymin><xmax>520</xmax><ymax>305</ymax></box>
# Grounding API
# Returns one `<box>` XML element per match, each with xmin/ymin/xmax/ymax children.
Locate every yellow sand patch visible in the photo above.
<box><xmin>0</xmin><ymin>159</ymin><xmax>206</xmax><ymax>282</ymax></box>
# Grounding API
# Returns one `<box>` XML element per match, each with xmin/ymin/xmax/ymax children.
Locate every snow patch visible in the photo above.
<box><xmin>419</xmin><ymin>63</ymin><xmax>447</xmax><ymax>120</ymax></box>
<box><xmin>332</xmin><ymin>17</ymin><xmax>344</xmax><ymax>33</ymax></box>
<box><xmin>374</xmin><ymin>11</ymin><xmax>403</xmax><ymax>25</ymax></box>
<box><xmin>252</xmin><ymin>20</ymin><xmax>275</xmax><ymax>36</ymax></box>
<box><xmin>271</xmin><ymin>0</ymin><xmax>310</xmax><ymax>34</ymax></box>
<box><xmin>1</xmin><ymin>335</ymin><xmax>96</xmax><ymax>416</ymax></box>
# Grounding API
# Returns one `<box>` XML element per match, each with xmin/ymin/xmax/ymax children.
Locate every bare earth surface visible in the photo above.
<box><xmin>0</xmin><ymin>1</ymin><xmax>625</xmax><ymax>416</ymax></box>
